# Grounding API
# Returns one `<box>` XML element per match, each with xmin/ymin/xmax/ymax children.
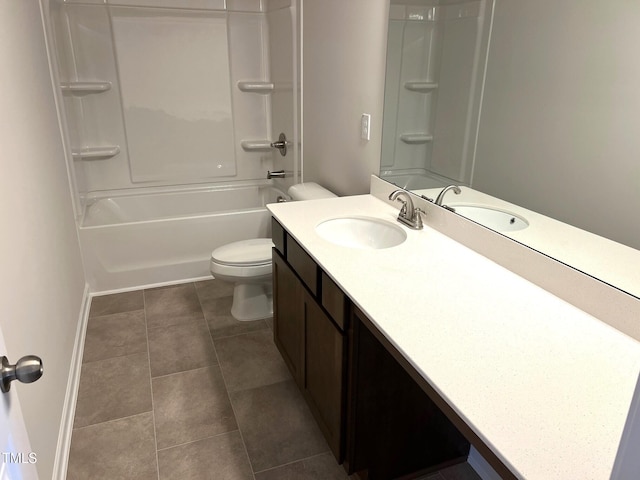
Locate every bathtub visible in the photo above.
<box><xmin>79</xmin><ymin>184</ymin><xmax>288</xmax><ymax>293</ymax></box>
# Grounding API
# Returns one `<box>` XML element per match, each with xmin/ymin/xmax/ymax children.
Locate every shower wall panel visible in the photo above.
<box><xmin>50</xmin><ymin>0</ymin><xmax>277</xmax><ymax>196</ymax></box>
<box><xmin>52</xmin><ymin>4</ymin><xmax>130</xmax><ymax>193</ymax></box>
<box><xmin>380</xmin><ymin>1</ymin><xmax>491</xmax><ymax>185</ymax></box>
<box><xmin>268</xmin><ymin>1</ymin><xmax>299</xmax><ymax>189</ymax></box>
<box><xmin>227</xmin><ymin>11</ymin><xmax>274</xmax><ymax>182</ymax></box>
<box><xmin>430</xmin><ymin>1</ymin><xmax>485</xmax><ymax>183</ymax></box>
<box><xmin>111</xmin><ymin>8</ymin><xmax>236</xmax><ymax>183</ymax></box>
<box><xmin>381</xmin><ymin>4</ymin><xmax>442</xmax><ymax>179</ymax></box>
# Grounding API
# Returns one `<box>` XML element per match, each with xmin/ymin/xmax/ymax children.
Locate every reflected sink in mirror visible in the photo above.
<box><xmin>450</xmin><ymin>205</ymin><xmax>529</xmax><ymax>232</ymax></box>
<box><xmin>316</xmin><ymin>217</ymin><xmax>407</xmax><ymax>249</ymax></box>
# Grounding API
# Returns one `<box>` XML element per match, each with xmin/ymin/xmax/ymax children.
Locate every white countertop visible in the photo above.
<box><xmin>268</xmin><ymin>194</ymin><xmax>640</xmax><ymax>480</ymax></box>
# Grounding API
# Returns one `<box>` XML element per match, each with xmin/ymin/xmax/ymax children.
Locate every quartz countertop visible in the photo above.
<box><xmin>268</xmin><ymin>193</ymin><xmax>640</xmax><ymax>480</ymax></box>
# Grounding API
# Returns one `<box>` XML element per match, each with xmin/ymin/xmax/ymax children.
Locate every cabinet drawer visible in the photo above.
<box><xmin>271</xmin><ymin>217</ymin><xmax>286</xmax><ymax>256</ymax></box>
<box><xmin>287</xmin><ymin>236</ymin><xmax>318</xmax><ymax>294</ymax></box>
<box><xmin>321</xmin><ymin>271</ymin><xmax>349</xmax><ymax>331</ymax></box>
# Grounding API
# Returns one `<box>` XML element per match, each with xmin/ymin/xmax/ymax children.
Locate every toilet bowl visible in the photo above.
<box><xmin>210</xmin><ymin>182</ymin><xmax>336</xmax><ymax>321</ymax></box>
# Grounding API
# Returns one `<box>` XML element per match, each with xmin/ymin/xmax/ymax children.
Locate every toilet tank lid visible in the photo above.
<box><xmin>211</xmin><ymin>238</ymin><xmax>273</xmax><ymax>266</ymax></box>
<box><xmin>288</xmin><ymin>182</ymin><xmax>337</xmax><ymax>201</ymax></box>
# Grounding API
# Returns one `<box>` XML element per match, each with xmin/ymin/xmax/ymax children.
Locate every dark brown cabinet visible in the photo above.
<box><xmin>302</xmin><ymin>289</ymin><xmax>346</xmax><ymax>460</ymax></box>
<box><xmin>272</xmin><ymin>217</ymin><xmax>477</xmax><ymax>479</ymax></box>
<box><xmin>271</xmin><ymin>221</ymin><xmax>348</xmax><ymax>462</ymax></box>
<box><xmin>272</xmin><ymin>250</ymin><xmax>304</xmax><ymax>386</ymax></box>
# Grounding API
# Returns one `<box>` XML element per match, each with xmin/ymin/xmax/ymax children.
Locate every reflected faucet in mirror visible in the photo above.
<box><xmin>434</xmin><ymin>185</ymin><xmax>461</xmax><ymax>212</ymax></box>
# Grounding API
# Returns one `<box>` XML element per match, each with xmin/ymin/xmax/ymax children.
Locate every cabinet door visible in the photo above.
<box><xmin>273</xmin><ymin>250</ymin><xmax>304</xmax><ymax>386</ymax></box>
<box><xmin>303</xmin><ymin>290</ymin><xmax>345</xmax><ymax>462</ymax></box>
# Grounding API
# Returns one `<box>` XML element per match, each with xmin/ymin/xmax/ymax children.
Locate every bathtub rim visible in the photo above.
<box><xmin>82</xmin><ymin>178</ymin><xmax>279</xmax><ymax>203</ymax></box>
<box><xmin>79</xmin><ymin>180</ymin><xmax>288</xmax><ymax>228</ymax></box>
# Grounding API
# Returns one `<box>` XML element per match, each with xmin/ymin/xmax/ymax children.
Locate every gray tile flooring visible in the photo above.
<box><xmin>67</xmin><ymin>279</ymin><xmax>481</xmax><ymax>480</ymax></box>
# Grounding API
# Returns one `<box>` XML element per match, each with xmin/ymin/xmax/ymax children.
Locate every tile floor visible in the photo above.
<box><xmin>66</xmin><ymin>279</ymin><xmax>481</xmax><ymax>480</ymax></box>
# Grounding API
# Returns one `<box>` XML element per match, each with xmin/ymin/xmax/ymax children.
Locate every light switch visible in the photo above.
<box><xmin>361</xmin><ymin>113</ymin><xmax>371</xmax><ymax>141</ymax></box>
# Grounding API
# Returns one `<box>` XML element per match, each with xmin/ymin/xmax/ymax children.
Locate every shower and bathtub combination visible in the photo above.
<box><xmin>46</xmin><ymin>0</ymin><xmax>301</xmax><ymax>293</ymax></box>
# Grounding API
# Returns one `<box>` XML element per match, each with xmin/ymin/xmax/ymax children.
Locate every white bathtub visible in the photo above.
<box><xmin>79</xmin><ymin>184</ymin><xmax>288</xmax><ymax>293</ymax></box>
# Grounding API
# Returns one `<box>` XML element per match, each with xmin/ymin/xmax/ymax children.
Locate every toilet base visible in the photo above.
<box><xmin>231</xmin><ymin>282</ymin><xmax>273</xmax><ymax>321</ymax></box>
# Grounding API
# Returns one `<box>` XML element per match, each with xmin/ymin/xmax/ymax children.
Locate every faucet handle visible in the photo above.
<box><xmin>394</xmin><ymin>198</ymin><xmax>408</xmax><ymax>216</ymax></box>
<box><xmin>413</xmin><ymin>208</ymin><xmax>425</xmax><ymax>229</ymax></box>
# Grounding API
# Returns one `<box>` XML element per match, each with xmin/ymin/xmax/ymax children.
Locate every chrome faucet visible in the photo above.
<box><xmin>389</xmin><ymin>189</ymin><xmax>423</xmax><ymax>230</ymax></box>
<box><xmin>267</xmin><ymin>170</ymin><xmax>286</xmax><ymax>179</ymax></box>
<box><xmin>434</xmin><ymin>185</ymin><xmax>461</xmax><ymax>211</ymax></box>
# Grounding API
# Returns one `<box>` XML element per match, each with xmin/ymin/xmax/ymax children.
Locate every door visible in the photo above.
<box><xmin>0</xmin><ymin>327</ymin><xmax>38</xmax><ymax>480</ymax></box>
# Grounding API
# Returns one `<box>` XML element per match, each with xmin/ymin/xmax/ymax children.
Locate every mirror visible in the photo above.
<box><xmin>380</xmin><ymin>0</ymin><xmax>640</xmax><ymax>299</ymax></box>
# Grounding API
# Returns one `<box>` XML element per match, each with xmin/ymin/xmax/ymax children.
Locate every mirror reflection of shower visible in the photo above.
<box><xmin>380</xmin><ymin>0</ymin><xmax>493</xmax><ymax>190</ymax></box>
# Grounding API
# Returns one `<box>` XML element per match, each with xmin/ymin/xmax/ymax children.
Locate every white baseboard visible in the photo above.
<box><xmin>468</xmin><ymin>446</ymin><xmax>503</xmax><ymax>480</ymax></box>
<box><xmin>92</xmin><ymin>274</ymin><xmax>213</xmax><ymax>297</ymax></box>
<box><xmin>52</xmin><ymin>283</ymin><xmax>91</xmax><ymax>480</ymax></box>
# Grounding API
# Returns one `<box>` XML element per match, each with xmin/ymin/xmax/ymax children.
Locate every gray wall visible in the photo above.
<box><xmin>302</xmin><ymin>0</ymin><xmax>389</xmax><ymax>196</ymax></box>
<box><xmin>0</xmin><ymin>1</ymin><xmax>86</xmax><ymax>476</ymax></box>
<box><xmin>472</xmin><ymin>0</ymin><xmax>640</xmax><ymax>249</ymax></box>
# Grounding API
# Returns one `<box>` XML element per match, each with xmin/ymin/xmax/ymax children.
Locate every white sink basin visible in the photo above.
<box><xmin>451</xmin><ymin>205</ymin><xmax>529</xmax><ymax>232</ymax></box>
<box><xmin>316</xmin><ymin>216</ymin><xmax>407</xmax><ymax>249</ymax></box>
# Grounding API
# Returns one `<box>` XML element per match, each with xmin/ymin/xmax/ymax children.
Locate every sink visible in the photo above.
<box><xmin>316</xmin><ymin>216</ymin><xmax>407</xmax><ymax>249</ymax></box>
<box><xmin>450</xmin><ymin>205</ymin><xmax>529</xmax><ymax>232</ymax></box>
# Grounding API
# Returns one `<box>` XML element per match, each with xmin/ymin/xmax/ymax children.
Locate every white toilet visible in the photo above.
<box><xmin>210</xmin><ymin>182</ymin><xmax>336</xmax><ymax>321</ymax></box>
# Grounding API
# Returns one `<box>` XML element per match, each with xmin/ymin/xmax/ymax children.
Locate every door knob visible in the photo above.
<box><xmin>1</xmin><ymin>355</ymin><xmax>43</xmax><ymax>393</ymax></box>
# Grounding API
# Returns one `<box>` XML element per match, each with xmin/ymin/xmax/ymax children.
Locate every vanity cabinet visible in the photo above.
<box><xmin>272</xmin><ymin>217</ymin><xmax>470</xmax><ymax>478</ymax></box>
<box><xmin>272</xmin><ymin>218</ymin><xmax>347</xmax><ymax>461</ymax></box>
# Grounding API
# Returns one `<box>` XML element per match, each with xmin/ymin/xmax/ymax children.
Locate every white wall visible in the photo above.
<box><xmin>302</xmin><ymin>0</ymin><xmax>389</xmax><ymax>195</ymax></box>
<box><xmin>0</xmin><ymin>1</ymin><xmax>86</xmax><ymax>477</ymax></box>
<box><xmin>472</xmin><ymin>0</ymin><xmax>640</xmax><ymax>249</ymax></box>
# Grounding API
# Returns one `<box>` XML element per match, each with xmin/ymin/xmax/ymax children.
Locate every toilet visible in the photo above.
<box><xmin>210</xmin><ymin>182</ymin><xmax>336</xmax><ymax>321</ymax></box>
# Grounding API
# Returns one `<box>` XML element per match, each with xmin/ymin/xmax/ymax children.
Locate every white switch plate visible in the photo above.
<box><xmin>361</xmin><ymin>113</ymin><xmax>371</xmax><ymax>141</ymax></box>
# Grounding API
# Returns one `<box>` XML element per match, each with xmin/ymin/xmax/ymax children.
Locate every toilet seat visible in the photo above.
<box><xmin>210</xmin><ymin>238</ymin><xmax>273</xmax><ymax>280</ymax></box>
<box><xmin>211</xmin><ymin>238</ymin><xmax>272</xmax><ymax>266</ymax></box>
<box><xmin>209</xmin><ymin>183</ymin><xmax>336</xmax><ymax>321</ymax></box>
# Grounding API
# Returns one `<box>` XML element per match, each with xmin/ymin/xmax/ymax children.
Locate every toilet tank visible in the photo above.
<box><xmin>287</xmin><ymin>182</ymin><xmax>337</xmax><ymax>201</ymax></box>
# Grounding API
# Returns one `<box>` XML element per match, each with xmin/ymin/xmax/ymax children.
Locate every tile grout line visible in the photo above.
<box><xmin>142</xmin><ymin>288</ymin><xmax>161</xmax><ymax>480</ymax></box>
<box><xmin>155</xmin><ymin>428</ymin><xmax>243</xmax><ymax>453</ymax></box>
<box><xmin>252</xmin><ymin>451</ymin><xmax>333</xmax><ymax>476</ymax></box>
<box><xmin>72</xmin><ymin>410</ymin><xmax>154</xmax><ymax>433</ymax></box>
<box><xmin>210</xmin><ymin>325</ymin><xmax>270</xmax><ymax>341</ymax></box>
<box><xmin>80</xmin><ymin>349</ymin><xmax>147</xmax><ymax>368</ymax></box>
<box><xmin>87</xmin><ymin>308</ymin><xmax>145</xmax><ymax>322</ymax></box>
<box><xmin>150</xmin><ymin>363</ymin><xmax>217</xmax><ymax>381</ymax></box>
<box><xmin>196</xmin><ymin>283</ymin><xmax>257</xmax><ymax>480</ymax></box>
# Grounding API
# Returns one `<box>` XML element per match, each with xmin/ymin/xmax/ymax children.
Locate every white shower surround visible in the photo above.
<box><xmin>47</xmin><ymin>0</ymin><xmax>299</xmax><ymax>293</ymax></box>
<box><xmin>80</xmin><ymin>184</ymin><xmax>286</xmax><ymax>293</ymax></box>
